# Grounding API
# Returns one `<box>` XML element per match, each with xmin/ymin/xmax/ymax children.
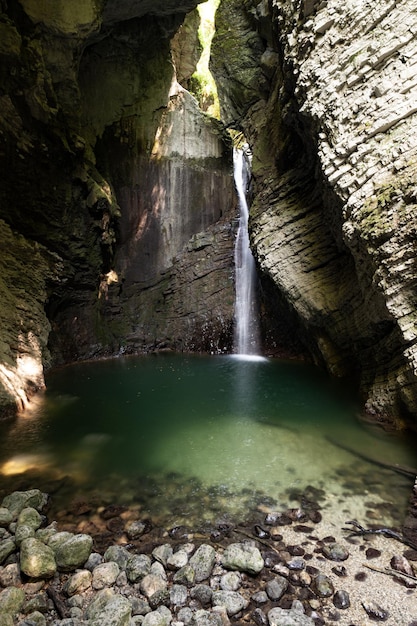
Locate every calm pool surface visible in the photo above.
<box><xmin>0</xmin><ymin>354</ymin><xmax>415</xmax><ymax>528</ymax></box>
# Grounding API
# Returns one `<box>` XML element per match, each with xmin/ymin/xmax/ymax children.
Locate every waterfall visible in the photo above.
<box><xmin>233</xmin><ymin>147</ymin><xmax>261</xmax><ymax>356</ymax></box>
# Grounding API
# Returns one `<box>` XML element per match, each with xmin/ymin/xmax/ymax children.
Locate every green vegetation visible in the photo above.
<box><xmin>358</xmin><ymin>172</ymin><xmax>416</xmax><ymax>244</ymax></box>
<box><xmin>190</xmin><ymin>0</ymin><xmax>220</xmax><ymax>118</ymax></box>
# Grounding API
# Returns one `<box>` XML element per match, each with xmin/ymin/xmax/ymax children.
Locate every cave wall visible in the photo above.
<box><xmin>0</xmin><ymin>0</ymin><xmax>236</xmax><ymax>416</ymax></box>
<box><xmin>211</xmin><ymin>0</ymin><xmax>417</xmax><ymax>427</ymax></box>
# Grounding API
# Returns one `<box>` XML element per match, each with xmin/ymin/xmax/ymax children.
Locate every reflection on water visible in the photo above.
<box><xmin>0</xmin><ymin>355</ymin><xmax>415</xmax><ymax>528</ymax></box>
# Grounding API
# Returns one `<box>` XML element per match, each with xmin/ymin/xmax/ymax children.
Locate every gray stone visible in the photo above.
<box><xmin>53</xmin><ymin>533</ymin><xmax>93</xmax><ymax>571</ymax></box>
<box><xmin>312</xmin><ymin>573</ymin><xmax>334</xmax><ymax>598</ymax></box>
<box><xmin>148</xmin><ymin>589</ymin><xmax>170</xmax><ymax>610</ymax></box>
<box><xmin>15</xmin><ymin>524</ymin><xmax>35</xmax><ymax>546</ymax></box>
<box><xmin>104</xmin><ymin>545</ymin><xmax>131</xmax><ymax>570</ymax></box>
<box><xmin>64</xmin><ymin>569</ymin><xmax>92</xmax><ymax>596</ymax></box>
<box><xmin>140</xmin><ymin>574</ymin><xmax>168</xmax><ymax>599</ymax></box>
<box><xmin>177</xmin><ymin>607</ymin><xmax>194</xmax><ymax>625</ymax></box>
<box><xmin>268</xmin><ymin>606</ymin><xmax>314</xmax><ymax>626</ymax></box>
<box><xmin>92</xmin><ymin>561</ymin><xmax>120</xmax><ymax>589</ymax></box>
<box><xmin>0</xmin><ymin>614</ymin><xmax>14</xmax><ymax>626</ymax></box>
<box><xmin>173</xmin><ymin>564</ymin><xmax>195</xmax><ymax>586</ymax></box>
<box><xmin>150</xmin><ymin>562</ymin><xmax>168</xmax><ymax>580</ymax></box>
<box><xmin>0</xmin><ymin>538</ymin><xmax>16</xmax><ymax>565</ymax></box>
<box><xmin>221</xmin><ymin>543</ymin><xmax>264</xmax><ymax>574</ymax></box>
<box><xmin>47</xmin><ymin>531</ymin><xmax>73</xmax><ymax>551</ymax></box>
<box><xmin>85</xmin><ymin>589</ymin><xmax>114</xmax><ymax>619</ymax></box>
<box><xmin>220</xmin><ymin>571</ymin><xmax>241</xmax><ymax>591</ymax></box>
<box><xmin>333</xmin><ymin>589</ymin><xmax>350</xmax><ymax>609</ymax></box>
<box><xmin>167</xmin><ymin>549</ymin><xmax>189</xmax><ymax>570</ymax></box>
<box><xmin>87</xmin><ymin>591</ymin><xmax>132</xmax><ymax>626</ymax></box>
<box><xmin>190</xmin><ymin>584</ymin><xmax>213</xmax><ymax>606</ymax></box>
<box><xmin>0</xmin><ymin>507</ymin><xmax>13</xmax><ymax>527</ymax></box>
<box><xmin>84</xmin><ymin>552</ymin><xmax>104</xmax><ymax>571</ymax></box>
<box><xmin>69</xmin><ymin>607</ymin><xmax>83</xmax><ymax>619</ymax></box>
<box><xmin>22</xmin><ymin>591</ymin><xmax>48</xmax><ymax>613</ymax></box>
<box><xmin>252</xmin><ymin>607</ymin><xmax>268</xmax><ymax>626</ymax></box>
<box><xmin>189</xmin><ymin>544</ymin><xmax>216</xmax><ymax>582</ymax></box>
<box><xmin>212</xmin><ymin>590</ymin><xmax>249</xmax><ymax>616</ymax></box>
<box><xmin>68</xmin><ymin>594</ymin><xmax>84</xmax><ymax>608</ymax></box>
<box><xmin>170</xmin><ymin>583</ymin><xmax>188</xmax><ymax>607</ymax></box>
<box><xmin>266</xmin><ymin>576</ymin><xmax>288</xmax><ymax>601</ymax></box>
<box><xmin>131</xmin><ymin>596</ymin><xmax>151</xmax><ymax>616</ymax></box>
<box><xmin>0</xmin><ymin>586</ymin><xmax>25</xmax><ymax>614</ymax></box>
<box><xmin>20</xmin><ymin>538</ymin><xmax>56</xmax><ymax>579</ymax></box>
<box><xmin>35</xmin><ymin>523</ymin><xmax>58</xmax><ymax>544</ymax></box>
<box><xmin>22</xmin><ymin>610</ymin><xmax>46</xmax><ymax>626</ymax></box>
<box><xmin>150</xmin><ymin>562</ymin><xmax>166</xmax><ymax>580</ymax></box>
<box><xmin>125</xmin><ymin>520</ymin><xmax>147</xmax><ymax>540</ymax></box>
<box><xmin>362</xmin><ymin>601</ymin><xmax>389</xmax><ymax>621</ymax></box>
<box><xmin>1</xmin><ymin>490</ymin><xmax>47</xmax><ymax>519</ymax></box>
<box><xmin>322</xmin><ymin>542</ymin><xmax>349</xmax><ymax>562</ymax></box>
<box><xmin>152</xmin><ymin>544</ymin><xmax>173</xmax><ymax>566</ymax></box>
<box><xmin>141</xmin><ymin>606</ymin><xmax>172</xmax><ymax>626</ymax></box>
<box><xmin>0</xmin><ymin>562</ymin><xmax>21</xmax><ymax>587</ymax></box>
<box><xmin>252</xmin><ymin>591</ymin><xmax>268</xmax><ymax>604</ymax></box>
<box><xmin>17</xmin><ymin>507</ymin><xmax>43</xmax><ymax>531</ymax></box>
<box><xmin>126</xmin><ymin>554</ymin><xmax>152</xmax><ymax>582</ymax></box>
<box><xmin>116</xmin><ymin>570</ymin><xmax>128</xmax><ymax>586</ymax></box>
<box><xmin>193</xmin><ymin>609</ymin><xmax>223</xmax><ymax>626</ymax></box>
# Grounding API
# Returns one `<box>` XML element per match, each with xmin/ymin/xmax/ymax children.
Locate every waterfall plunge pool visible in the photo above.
<box><xmin>0</xmin><ymin>354</ymin><xmax>416</xmax><ymax>531</ymax></box>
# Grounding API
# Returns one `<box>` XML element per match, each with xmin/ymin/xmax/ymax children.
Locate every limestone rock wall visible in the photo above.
<box><xmin>212</xmin><ymin>0</ymin><xmax>417</xmax><ymax>426</ymax></box>
<box><xmin>0</xmin><ymin>0</ymin><xmax>235</xmax><ymax>416</ymax></box>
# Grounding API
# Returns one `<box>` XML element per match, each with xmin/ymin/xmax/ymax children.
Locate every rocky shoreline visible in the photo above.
<box><xmin>1</xmin><ymin>488</ymin><xmax>417</xmax><ymax>625</ymax></box>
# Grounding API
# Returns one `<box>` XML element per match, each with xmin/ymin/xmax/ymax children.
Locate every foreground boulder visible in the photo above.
<box><xmin>221</xmin><ymin>542</ymin><xmax>264</xmax><ymax>574</ymax></box>
<box><xmin>20</xmin><ymin>538</ymin><xmax>57</xmax><ymax>579</ymax></box>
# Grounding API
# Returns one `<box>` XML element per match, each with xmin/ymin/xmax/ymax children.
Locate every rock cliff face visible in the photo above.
<box><xmin>211</xmin><ymin>0</ymin><xmax>417</xmax><ymax>427</ymax></box>
<box><xmin>0</xmin><ymin>0</ymin><xmax>235</xmax><ymax>415</ymax></box>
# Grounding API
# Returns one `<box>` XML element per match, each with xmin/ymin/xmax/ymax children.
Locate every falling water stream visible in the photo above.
<box><xmin>233</xmin><ymin>147</ymin><xmax>261</xmax><ymax>356</ymax></box>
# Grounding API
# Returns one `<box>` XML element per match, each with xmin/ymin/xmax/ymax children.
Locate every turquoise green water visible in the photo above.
<box><xmin>0</xmin><ymin>355</ymin><xmax>415</xmax><ymax>527</ymax></box>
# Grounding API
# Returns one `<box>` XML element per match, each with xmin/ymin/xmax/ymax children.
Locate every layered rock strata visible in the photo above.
<box><xmin>212</xmin><ymin>0</ymin><xmax>417</xmax><ymax>426</ymax></box>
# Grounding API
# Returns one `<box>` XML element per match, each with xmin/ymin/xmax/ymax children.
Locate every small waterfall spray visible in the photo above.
<box><xmin>233</xmin><ymin>147</ymin><xmax>261</xmax><ymax>356</ymax></box>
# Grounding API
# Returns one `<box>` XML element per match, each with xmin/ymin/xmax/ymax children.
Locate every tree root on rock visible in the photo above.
<box><xmin>363</xmin><ymin>562</ymin><xmax>417</xmax><ymax>583</ymax></box>
<box><xmin>46</xmin><ymin>585</ymin><xmax>68</xmax><ymax>619</ymax></box>
<box><xmin>343</xmin><ymin>519</ymin><xmax>417</xmax><ymax>551</ymax></box>
<box><xmin>326</xmin><ymin>437</ymin><xmax>417</xmax><ymax>478</ymax></box>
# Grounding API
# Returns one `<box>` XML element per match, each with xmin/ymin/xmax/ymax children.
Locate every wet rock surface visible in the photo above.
<box><xmin>211</xmin><ymin>0</ymin><xmax>417</xmax><ymax>426</ymax></box>
<box><xmin>0</xmin><ymin>0</ymin><xmax>235</xmax><ymax>418</ymax></box>
<box><xmin>0</xmin><ymin>489</ymin><xmax>416</xmax><ymax>625</ymax></box>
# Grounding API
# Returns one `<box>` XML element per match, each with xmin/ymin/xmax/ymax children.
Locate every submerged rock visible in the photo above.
<box><xmin>362</xmin><ymin>600</ymin><xmax>389</xmax><ymax>621</ymax></box>
<box><xmin>333</xmin><ymin>589</ymin><xmax>350</xmax><ymax>610</ymax></box>
<box><xmin>322</xmin><ymin>542</ymin><xmax>349</xmax><ymax>561</ymax></box>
